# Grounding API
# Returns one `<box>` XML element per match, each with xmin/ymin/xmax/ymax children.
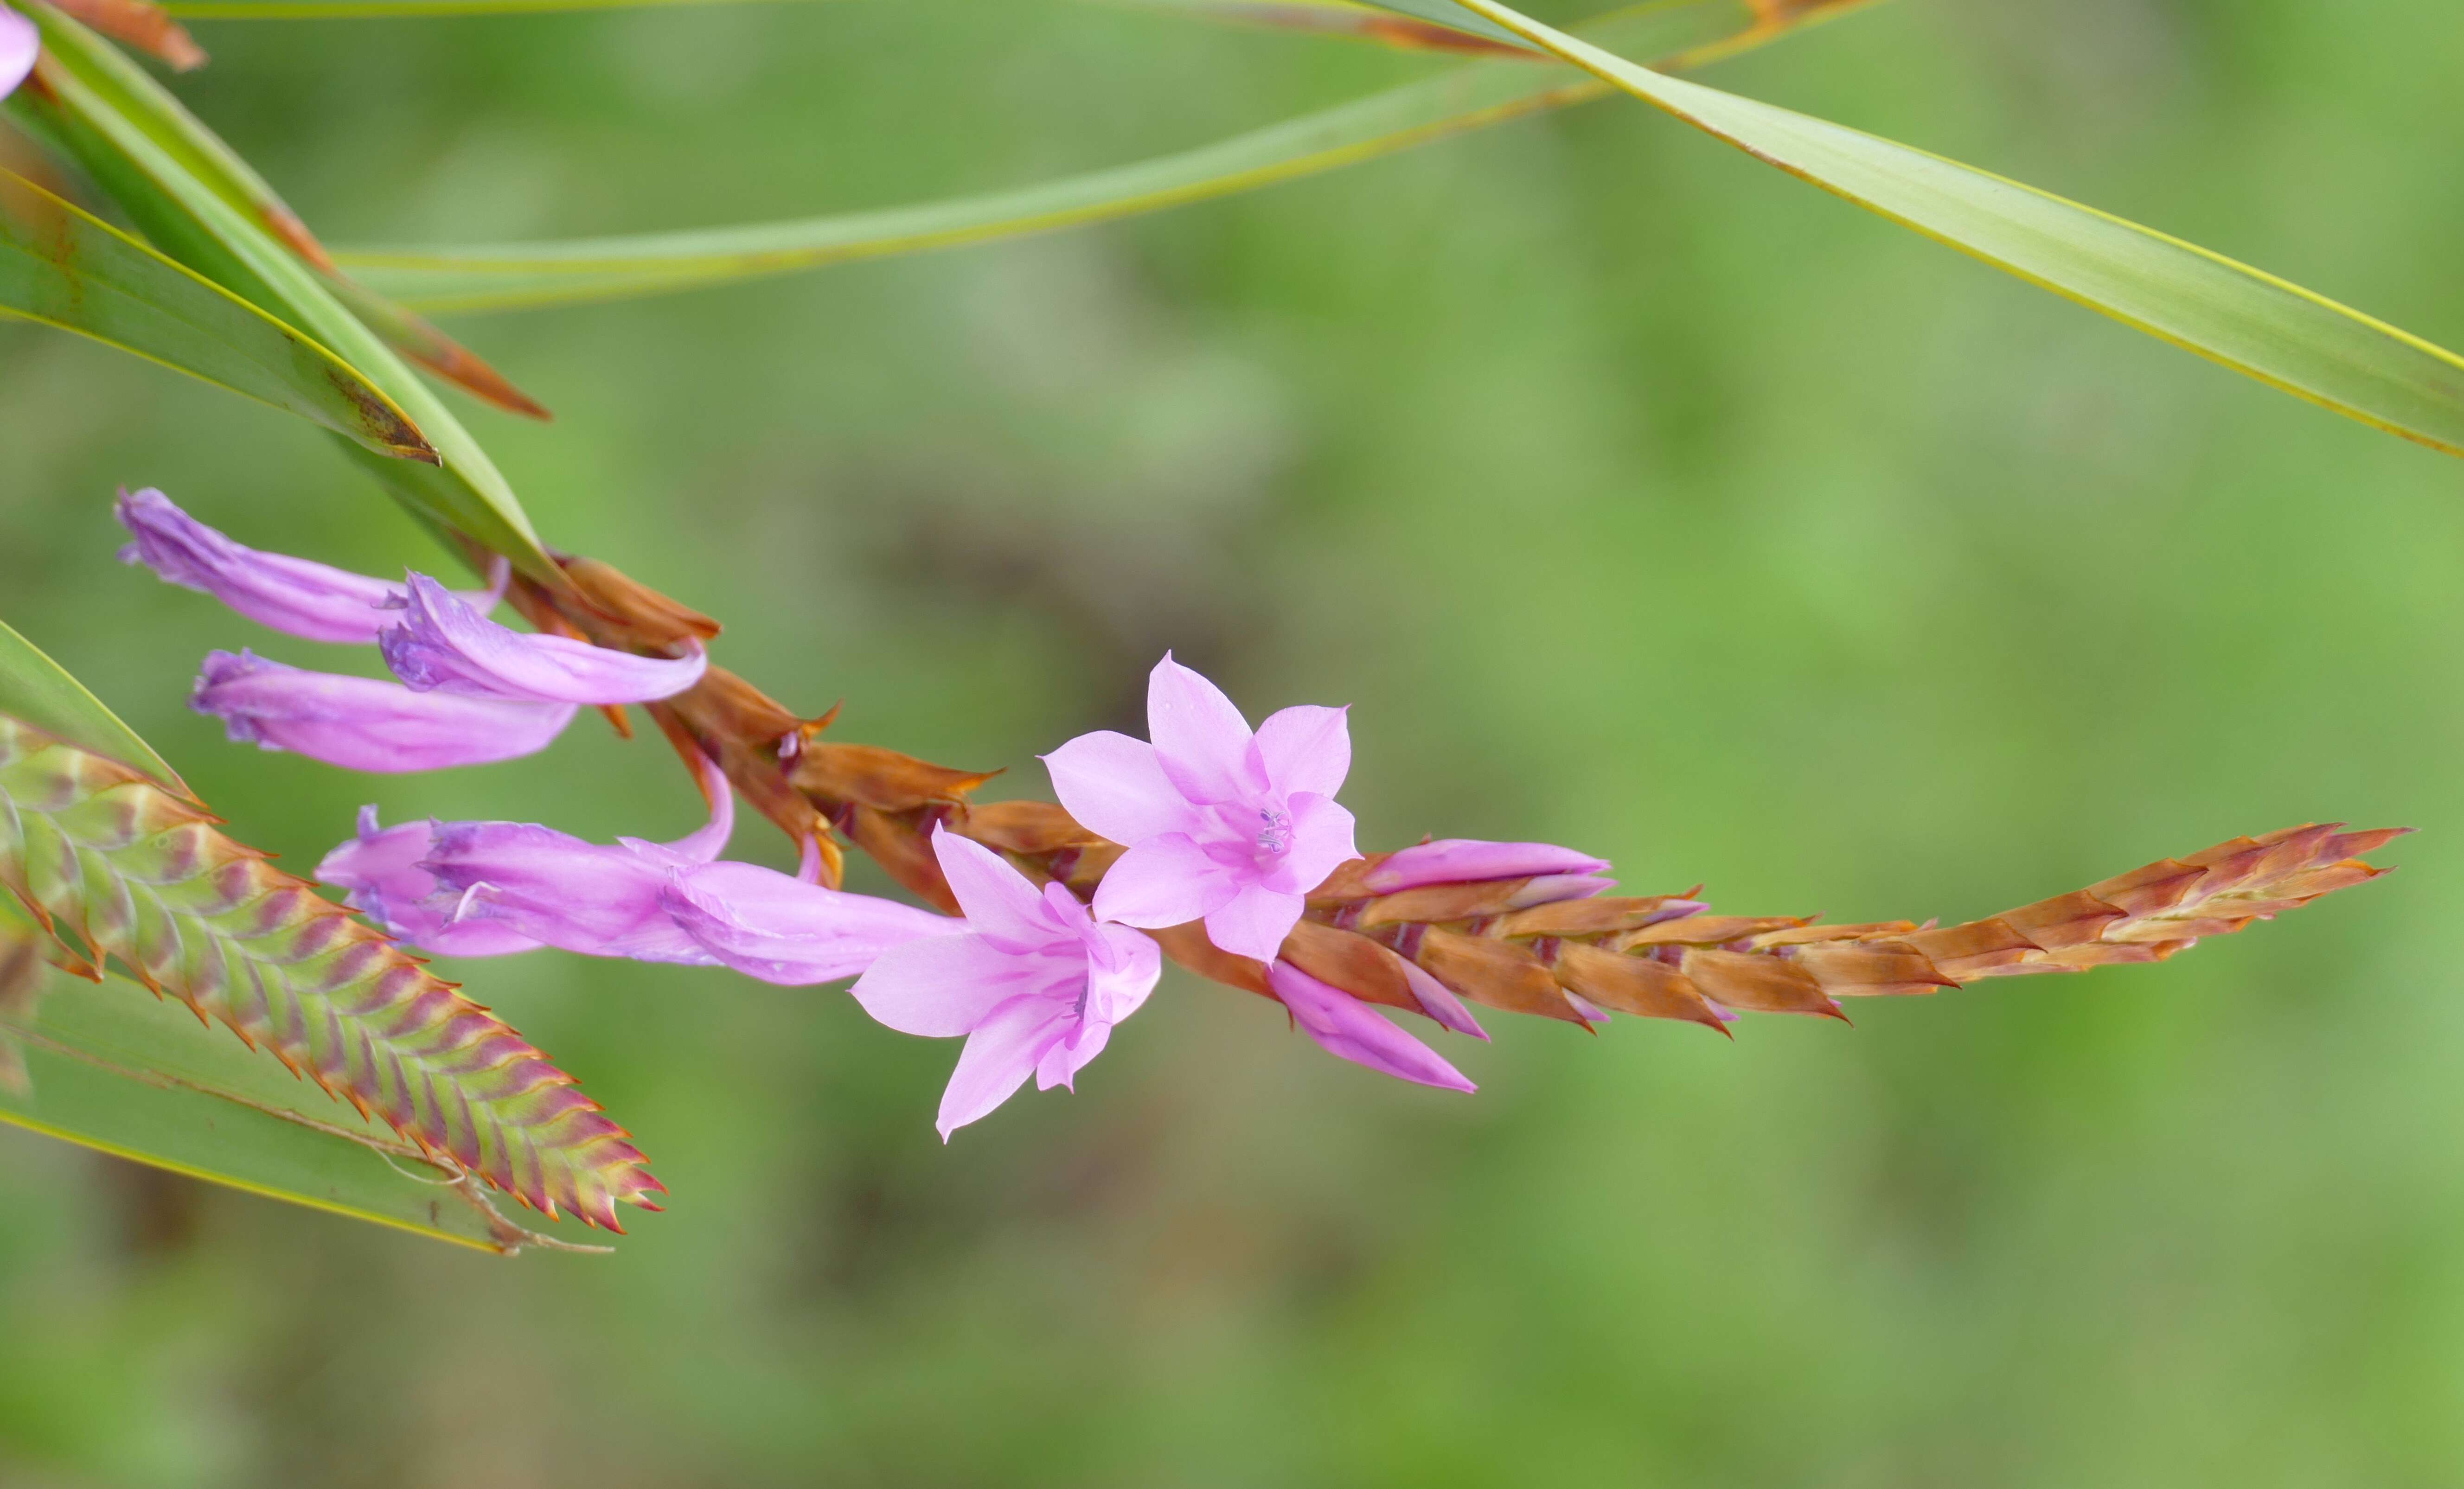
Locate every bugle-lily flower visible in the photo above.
<box><xmin>0</xmin><ymin>8</ymin><xmax>35</xmax><ymax>101</ymax></box>
<box><xmin>192</xmin><ymin>650</ymin><xmax>577</xmax><ymax>773</ymax></box>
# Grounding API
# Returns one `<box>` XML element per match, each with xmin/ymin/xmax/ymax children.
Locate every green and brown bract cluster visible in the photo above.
<box><xmin>0</xmin><ymin>715</ymin><xmax>661</xmax><ymax>1230</ymax></box>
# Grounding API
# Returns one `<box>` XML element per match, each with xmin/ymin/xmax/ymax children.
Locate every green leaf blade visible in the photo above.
<box><xmin>0</xmin><ymin>170</ymin><xmax>436</xmax><ymax>460</ymax></box>
<box><xmin>338</xmin><ymin>1</ymin><xmax>1855</xmax><ymax>313</ymax></box>
<box><xmin>1448</xmin><ymin>0</ymin><xmax>2464</xmax><ymax>456</ymax></box>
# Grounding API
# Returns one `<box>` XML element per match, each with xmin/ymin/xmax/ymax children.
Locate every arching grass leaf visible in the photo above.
<box><xmin>0</xmin><ymin>169</ymin><xmax>435</xmax><ymax>461</ymax></box>
<box><xmin>335</xmin><ymin>1</ymin><xmax>1870</xmax><ymax>313</ymax></box>
<box><xmin>1432</xmin><ymin>0</ymin><xmax>2464</xmax><ymax>455</ymax></box>
<box><xmin>10</xmin><ymin>6</ymin><xmax>560</xmax><ymax>577</ymax></box>
<box><xmin>0</xmin><ymin>619</ymin><xmax>191</xmax><ymax>801</ymax></box>
<box><xmin>1105</xmin><ymin>0</ymin><xmax>1528</xmax><ymax>53</ymax></box>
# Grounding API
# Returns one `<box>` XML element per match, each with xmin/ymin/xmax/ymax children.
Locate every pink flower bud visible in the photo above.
<box><xmin>192</xmin><ymin>649</ymin><xmax>576</xmax><ymax>772</ymax></box>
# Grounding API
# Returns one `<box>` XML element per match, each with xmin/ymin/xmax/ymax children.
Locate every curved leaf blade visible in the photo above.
<box><xmin>1444</xmin><ymin>0</ymin><xmax>2464</xmax><ymax>455</ymax></box>
<box><xmin>337</xmin><ymin>1</ymin><xmax>1867</xmax><ymax>313</ymax></box>
<box><xmin>0</xmin><ymin>169</ymin><xmax>435</xmax><ymax>460</ymax></box>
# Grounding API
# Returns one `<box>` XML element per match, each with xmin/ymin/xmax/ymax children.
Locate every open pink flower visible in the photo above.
<box><xmin>851</xmin><ymin>829</ymin><xmax>1161</xmax><ymax>1140</ymax></box>
<box><xmin>117</xmin><ymin>489</ymin><xmax>505</xmax><ymax>645</ymax></box>
<box><xmin>1043</xmin><ymin>654</ymin><xmax>1358</xmax><ymax>962</ymax></box>
<box><xmin>0</xmin><ymin>8</ymin><xmax>36</xmax><ymax>101</ymax></box>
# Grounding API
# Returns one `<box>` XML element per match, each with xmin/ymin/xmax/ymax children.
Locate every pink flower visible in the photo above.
<box><xmin>116</xmin><ymin>489</ymin><xmax>507</xmax><ymax>644</ymax></box>
<box><xmin>379</xmin><ymin>573</ymin><xmax>704</xmax><ymax>706</ymax></box>
<box><xmin>851</xmin><ymin>828</ymin><xmax>1161</xmax><ymax>1140</ymax></box>
<box><xmin>1269</xmin><ymin>961</ymin><xmax>1474</xmax><ymax>1092</ymax></box>
<box><xmin>192</xmin><ymin>649</ymin><xmax>576</xmax><ymax>772</ymax></box>
<box><xmin>0</xmin><ymin>8</ymin><xmax>35</xmax><ymax>101</ymax></box>
<box><xmin>1043</xmin><ymin>654</ymin><xmax>1359</xmax><ymax>962</ymax></box>
<box><xmin>659</xmin><ymin>862</ymin><xmax>959</xmax><ymax>987</ymax></box>
<box><xmin>319</xmin><ymin>752</ymin><xmax>740</xmax><ymax>961</ymax></box>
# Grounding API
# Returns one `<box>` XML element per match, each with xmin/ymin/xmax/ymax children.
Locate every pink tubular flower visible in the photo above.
<box><xmin>851</xmin><ymin>828</ymin><xmax>1162</xmax><ymax>1140</ymax></box>
<box><xmin>1364</xmin><ymin>839</ymin><xmax>1613</xmax><ymax>897</ymax></box>
<box><xmin>1268</xmin><ymin>961</ymin><xmax>1474</xmax><ymax>1093</ymax></box>
<box><xmin>192</xmin><ymin>650</ymin><xmax>576</xmax><ymax>773</ymax></box>
<box><xmin>380</xmin><ymin>573</ymin><xmax>705</xmax><ymax>706</ymax></box>
<box><xmin>1</xmin><ymin>8</ymin><xmax>34</xmax><ymax>100</ymax></box>
<box><xmin>659</xmin><ymin>862</ymin><xmax>956</xmax><ymax>987</ymax></box>
<box><xmin>1043</xmin><ymin>654</ymin><xmax>1359</xmax><ymax>962</ymax></box>
<box><xmin>116</xmin><ymin>489</ymin><xmax>506</xmax><ymax>645</ymax></box>
<box><xmin>320</xmin><ymin>752</ymin><xmax>739</xmax><ymax>959</ymax></box>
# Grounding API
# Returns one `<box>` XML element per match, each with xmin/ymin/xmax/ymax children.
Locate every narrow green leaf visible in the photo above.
<box><xmin>0</xmin><ymin>618</ymin><xmax>192</xmax><ymax>804</ymax></box>
<box><xmin>0</xmin><ymin>714</ymin><xmax>666</xmax><ymax>1231</ymax></box>
<box><xmin>0</xmin><ymin>901</ymin><xmax>596</xmax><ymax>1254</ymax></box>
<box><xmin>337</xmin><ymin>1</ymin><xmax>1865</xmax><ymax>313</ymax></box>
<box><xmin>12</xmin><ymin>6</ymin><xmax>559</xmax><ymax>577</ymax></box>
<box><xmin>0</xmin><ymin>169</ymin><xmax>435</xmax><ymax>460</ymax></box>
<box><xmin>1442</xmin><ymin>0</ymin><xmax>2464</xmax><ymax>456</ymax></box>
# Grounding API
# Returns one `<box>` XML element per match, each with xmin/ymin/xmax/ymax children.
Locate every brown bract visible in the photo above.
<box><xmin>511</xmin><ymin>553</ymin><xmax>2402</xmax><ymax>1036</ymax></box>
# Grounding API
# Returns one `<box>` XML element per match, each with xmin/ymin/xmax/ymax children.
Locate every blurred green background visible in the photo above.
<box><xmin>5</xmin><ymin>0</ymin><xmax>2463</xmax><ymax>1482</ymax></box>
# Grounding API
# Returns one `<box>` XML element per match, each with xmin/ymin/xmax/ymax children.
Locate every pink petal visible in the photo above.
<box><xmin>1365</xmin><ymin>839</ymin><xmax>1613</xmax><ymax>894</ymax></box>
<box><xmin>0</xmin><ymin>8</ymin><xmax>35</xmax><ymax>100</ymax></box>
<box><xmin>1146</xmin><ymin>654</ymin><xmax>1264</xmax><ymax>807</ymax></box>
<box><xmin>1268</xmin><ymin>961</ymin><xmax>1476</xmax><ymax>1093</ymax></box>
<box><xmin>938</xmin><ymin>996</ymin><xmax>1073</xmax><ymax>1139</ymax></box>
<box><xmin>1041</xmin><ymin>730</ymin><xmax>1202</xmax><ymax>846</ymax></box>
<box><xmin>930</xmin><ymin>827</ymin><xmax>1064</xmax><ymax>955</ymax></box>
<box><xmin>1399</xmin><ymin>958</ymin><xmax>1489</xmax><ymax>1040</ymax></box>
<box><xmin>1092</xmin><ymin>833</ymin><xmax>1242</xmax><ymax>928</ymax></box>
<box><xmin>1203</xmin><ymin>882</ymin><xmax>1305</xmax><ymax>963</ymax></box>
<box><xmin>1081</xmin><ymin>921</ymin><xmax>1163</xmax><ymax>1027</ymax></box>
<box><xmin>1251</xmin><ymin>704</ymin><xmax>1350</xmax><ymax>800</ymax></box>
<box><xmin>1264</xmin><ymin>792</ymin><xmax>1359</xmax><ymax>895</ymax></box>
<box><xmin>190</xmin><ymin>649</ymin><xmax>575</xmax><ymax>772</ymax></box>
<box><xmin>1035</xmin><ymin>1020</ymin><xmax>1112</xmax><ymax>1092</ymax></box>
<box><xmin>851</xmin><ymin>931</ymin><xmax>1062</xmax><ymax>1038</ymax></box>
<box><xmin>380</xmin><ymin>573</ymin><xmax>705</xmax><ymax>706</ymax></box>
